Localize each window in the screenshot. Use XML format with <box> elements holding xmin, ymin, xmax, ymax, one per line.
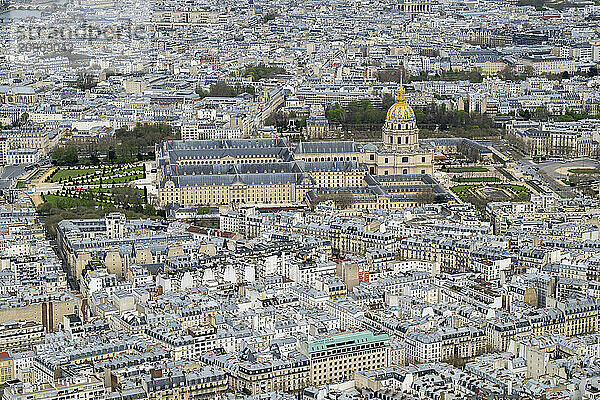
<box><xmin>369</xmin><ymin>154</ymin><xmax>374</xmax><ymax>161</ymax></box>
<box><xmin>384</xmin><ymin>158</ymin><xmax>388</xmax><ymax>163</ymax></box>
<box><xmin>402</xmin><ymin>157</ymin><xmax>408</xmax><ymax>163</ymax></box>
<box><xmin>422</xmin><ymin>157</ymin><xmax>426</xmax><ymax>162</ymax></box>
<box><xmin>403</xmin><ymin>169</ymin><xmax>408</xmax><ymax>174</ymax></box>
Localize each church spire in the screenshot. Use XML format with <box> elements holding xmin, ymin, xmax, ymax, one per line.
<box><xmin>396</xmin><ymin>71</ymin><xmax>406</xmax><ymax>103</ymax></box>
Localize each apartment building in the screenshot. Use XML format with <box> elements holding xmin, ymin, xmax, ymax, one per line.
<box><xmin>57</xmin><ymin>214</ymin><xmax>190</xmax><ymax>280</ymax></box>
<box><xmin>0</xmin><ymin>123</ymin><xmax>51</xmax><ymax>153</ymax></box>
<box><xmin>2</xmin><ymin>376</ymin><xmax>105</xmax><ymax>400</ymax></box>
<box><xmin>0</xmin><ymin>321</ymin><xmax>44</xmax><ymax>352</ymax></box>
<box><xmin>181</xmin><ymin>123</ymin><xmax>242</xmax><ymax>140</ymax></box>
<box><xmin>487</xmin><ymin>297</ymin><xmax>600</xmax><ymax>351</ymax></box>
<box><xmin>405</xmin><ymin>327</ymin><xmax>487</xmax><ymax>363</ymax></box>
<box><xmin>145</xmin><ymin>325</ymin><xmax>219</xmax><ymax>361</ymax></box>
<box><xmin>510</xmin><ymin>126</ymin><xmax>599</xmax><ymax>158</ymax></box>
<box><xmin>519</xmin><ymin>56</ymin><xmax>576</xmax><ymax>75</ymax></box>
<box><xmin>300</xmin><ymin>330</ymin><xmax>391</xmax><ymax>385</ymax></box>
<box><xmin>0</xmin><ymin>352</ymin><xmax>13</xmax><ymax>384</ymax></box>
<box><xmin>142</xmin><ymin>367</ymin><xmax>228</xmax><ymax>400</ymax></box>
<box><xmin>201</xmin><ymin>350</ymin><xmax>310</xmax><ymax>394</ymax></box>
<box><xmin>0</xmin><ymin>292</ymin><xmax>79</xmax><ymax>333</ymax></box>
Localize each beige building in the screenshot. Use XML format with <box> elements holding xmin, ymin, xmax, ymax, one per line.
<box><xmin>123</xmin><ymin>80</ymin><xmax>146</xmax><ymax>94</ymax></box>
<box><xmin>406</xmin><ymin>327</ymin><xmax>487</xmax><ymax>364</ymax></box>
<box><xmin>0</xmin><ymin>293</ymin><xmax>79</xmax><ymax>333</ymax></box>
<box><xmin>0</xmin><ymin>352</ymin><xmax>13</xmax><ymax>384</ymax></box>
<box><xmin>487</xmin><ymin>297</ymin><xmax>600</xmax><ymax>351</ymax></box>
<box><xmin>509</xmin><ymin>125</ymin><xmax>599</xmax><ymax>158</ymax></box>
<box><xmin>226</xmin><ymin>356</ymin><xmax>309</xmax><ymax>394</ymax></box>
<box><xmin>156</xmin><ymin>83</ymin><xmax>437</xmax><ymax>209</ymax></box>
<box><xmin>2</xmin><ymin>376</ymin><xmax>105</xmax><ymax>400</ymax></box>
<box><xmin>142</xmin><ymin>367</ymin><xmax>228</xmax><ymax>400</ymax></box>
<box><xmin>201</xmin><ymin>350</ymin><xmax>310</xmax><ymax>395</ymax></box>
<box><xmin>294</xmin><ymin>85</ymin><xmax>433</xmax><ymax>176</ymax></box>
<box><xmin>396</xmin><ymin>0</ymin><xmax>431</xmax><ymax>15</ymax></box>
<box><xmin>519</xmin><ymin>56</ymin><xmax>576</xmax><ymax>75</ymax></box>
<box><xmin>0</xmin><ymin>86</ymin><xmax>37</xmax><ymax>104</ymax></box>
<box><xmin>474</xmin><ymin>60</ymin><xmax>508</xmax><ymax>75</ymax></box>
<box><xmin>0</xmin><ymin>123</ymin><xmax>51</xmax><ymax>158</ymax></box>
<box><xmin>0</xmin><ymin>320</ymin><xmax>45</xmax><ymax>352</ymax></box>
<box><xmin>300</xmin><ymin>330</ymin><xmax>391</xmax><ymax>386</ymax></box>
<box><xmin>305</xmin><ymin>105</ymin><xmax>329</xmax><ymax>139</ymax></box>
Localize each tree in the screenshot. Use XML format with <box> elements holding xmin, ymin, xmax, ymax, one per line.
<box><xmin>415</xmin><ymin>189</ymin><xmax>436</xmax><ymax>205</ymax></box>
<box><xmin>195</xmin><ymin>85</ymin><xmax>209</xmax><ymax>98</ymax></box>
<box><xmin>143</xmin><ymin>203</ymin><xmax>156</xmax><ymax>216</ymax></box>
<box><xmin>498</xmin><ymin>66</ymin><xmax>525</xmax><ymax>82</ymax></box>
<box><xmin>51</xmin><ymin>146</ymin><xmax>78</xmax><ymax>165</ymax></box>
<box><xmin>64</xmin><ymin>147</ymin><xmax>78</xmax><ymax>165</ymax></box>
<box><xmin>518</xmin><ymin>109</ymin><xmax>532</xmax><ymax>120</ymax></box>
<box><xmin>73</xmin><ymin>72</ymin><xmax>97</xmax><ymax>91</ymax></box>
<box><xmin>533</xmin><ymin>107</ymin><xmax>549</xmax><ymax>121</ymax></box>
<box><xmin>326</xmin><ymin>104</ymin><xmax>344</xmax><ymax>122</ymax></box>
<box><xmin>208</xmin><ymin>83</ymin><xmax>238</xmax><ymax>97</ymax></box>
<box><xmin>244</xmin><ymin>85</ymin><xmax>256</xmax><ymax>97</ymax></box>
<box><xmin>261</xmin><ymin>12</ymin><xmax>277</xmax><ymax>23</ymax></box>
<box><xmin>108</xmin><ymin>148</ymin><xmax>116</xmax><ymax>163</ymax></box>
<box><xmin>377</xmin><ymin>69</ymin><xmax>402</xmax><ymax>83</ymax></box>
<box><xmin>113</xmin><ymin>123</ymin><xmax>176</xmax><ymax>163</ymax></box>
<box><xmin>297</xmin><ymin>116</ymin><xmax>308</xmax><ymax>128</ymax></box>
<box><xmin>523</xmin><ymin>66</ymin><xmax>535</xmax><ymax>77</ymax></box>
<box><xmin>315</xmin><ymin>192</ymin><xmax>355</xmax><ymax>209</ymax></box>
<box><xmin>203</xmin><ymin>83</ymin><xmax>256</xmax><ymax>98</ymax></box>
<box><xmin>243</xmin><ymin>65</ymin><xmax>287</xmax><ymax>81</ymax></box>
<box><xmin>197</xmin><ymin>206</ymin><xmax>210</xmax><ymax>215</ymax></box>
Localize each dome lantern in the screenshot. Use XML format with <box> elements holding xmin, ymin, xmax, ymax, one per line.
<box><xmin>386</xmin><ymin>79</ymin><xmax>415</xmax><ymax>123</ymax></box>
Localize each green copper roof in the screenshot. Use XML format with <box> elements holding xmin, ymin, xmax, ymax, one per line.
<box><xmin>306</xmin><ymin>331</ymin><xmax>390</xmax><ymax>354</ymax></box>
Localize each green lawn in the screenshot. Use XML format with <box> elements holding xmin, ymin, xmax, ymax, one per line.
<box><xmin>490</xmin><ymin>184</ymin><xmax>531</xmax><ymax>200</ymax></box>
<box><xmin>48</xmin><ymin>168</ymin><xmax>100</xmax><ymax>182</ymax></box>
<box><xmin>451</xmin><ymin>177</ymin><xmax>500</xmax><ymax>183</ymax></box>
<box><xmin>568</xmin><ymin>168</ymin><xmax>599</xmax><ymax>174</ymax></box>
<box><xmin>86</xmin><ymin>174</ymin><xmax>144</xmax><ymax>185</ymax></box>
<box><xmin>88</xmin><ymin>187</ymin><xmax>144</xmax><ymax>194</ymax></box>
<box><xmin>450</xmin><ymin>185</ymin><xmax>471</xmax><ymax>194</ymax></box>
<box><xmin>451</xmin><ymin>183</ymin><xmax>531</xmax><ymax>202</ymax></box>
<box><xmin>491</xmin><ymin>184</ymin><xmax>530</xmax><ymax>193</ymax></box>
<box><xmin>44</xmin><ymin>186</ymin><xmax>146</xmax><ymax>210</ymax></box>
<box><xmin>43</xmin><ymin>194</ymin><xmax>96</xmax><ymax>207</ymax></box>
<box><xmin>47</xmin><ymin>166</ymin><xmax>144</xmax><ymax>183</ymax></box>
<box><xmin>450</xmin><ymin>185</ymin><xmax>472</xmax><ymax>201</ymax></box>
<box><xmin>442</xmin><ymin>167</ymin><xmax>489</xmax><ymax>173</ymax></box>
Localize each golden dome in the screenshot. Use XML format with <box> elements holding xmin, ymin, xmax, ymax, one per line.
<box><xmin>386</xmin><ymin>83</ymin><xmax>415</xmax><ymax>122</ymax></box>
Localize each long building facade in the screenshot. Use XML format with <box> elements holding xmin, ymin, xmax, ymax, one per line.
<box><xmin>156</xmin><ymin>84</ymin><xmax>438</xmax><ymax>209</ymax></box>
